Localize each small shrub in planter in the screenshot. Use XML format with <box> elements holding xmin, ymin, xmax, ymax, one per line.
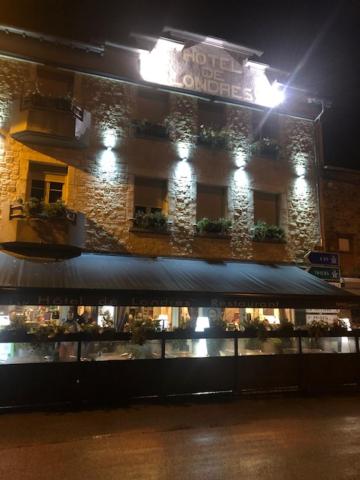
<box><xmin>252</xmin><ymin>221</ymin><xmax>285</xmax><ymax>242</ymax></box>
<box><xmin>133</xmin><ymin>119</ymin><xmax>168</xmax><ymax>139</ymax></box>
<box><xmin>251</xmin><ymin>137</ymin><xmax>280</xmax><ymax>159</ymax></box>
<box><xmin>197</xmin><ymin>124</ymin><xmax>229</xmax><ymax>149</ymax></box>
<box><xmin>196</xmin><ymin>217</ymin><xmax>232</xmax><ymax>235</ymax></box>
<box><xmin>133</xmin><ymin>210</ymin><xmax>168</xmax><ymax>232</ymax></box>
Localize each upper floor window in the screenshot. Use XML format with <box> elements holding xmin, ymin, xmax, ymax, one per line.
<box><xmin>28</xmin><ymin>162</ymin><xmax>68</xmax><ymax>203</ymax></box>
<box><xmin>36</xmin><ymin>66</ymin><xmax>74</xmax><ymax>98</ymax></box>
<box><xmin>197</xmin><ymin>184</ymin><xmax>227</xmax><ymax>220</ymax></box>
<box><xmin>252</xmin><ymin>111</ymin><xmax>279</xmax><ymax>141</ymax></box>
<box><xmin>198</xmin><ymin>100</ymin><xmax>226</xmax><ymax>128</ymax></box>
<box><xmin>338</xmin><ymin>236</ymin><xmax>352</xmax><ymax>253</ymax></box>
<box><xmin>136</xmin><ymin>88</ymin><xmax>169</xmax><ymax>124</ymax></box>
<box><xmin>253</xmin><ymin>191</ymin><xmax>279</xmax><ymax>226</ymax></box>
<box><xmin>134</xmin><ymin>177</ymin><xmax>167</xmax><ymax>216</ymax></box>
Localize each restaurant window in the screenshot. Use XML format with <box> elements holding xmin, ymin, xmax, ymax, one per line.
<box><xmin>253</xmin><ymin>191</ymin><xmax>279</xmax><ymax>225</ymax></box>
<box><xmin>252</xmin><ymin>111</ymin><xmax>279</xmax><ymax>141</ymax></box>
<box><xmin>197</xmin><ymin>184</ymin><xmax>227</xmax><ymax>220</ymax></box>
<box><xmin>338</xmin><ymin>236</ymin><xmax>352</xmax><ymax>253</ymax></box>
<box><xmin>36</xmin><ymin>66</ymin><xmax>74</xmax><ymax>97</ymax></box>
<box><xmin>134</xmin><ymin>177</ymin><xmax>167</xmax><ymax>216</ymax></box>
<box><xmin>136</xmin><ymin>87</ymin><xmax>169</xmax><ymax>124</ymax></box>
<box><xmin>28</xmin><ymin>162</ymin><xmax>68</xmax><ymax>203</ymax></box>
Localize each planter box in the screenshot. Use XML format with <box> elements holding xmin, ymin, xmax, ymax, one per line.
<box><xmin>10</xmin><ymin>97</ymin><xmax>91</xmax><ymax>148</ymax></box>
<box><xmin>0</xmin><ymin>202</ymin><xmax>85</xmax><ymax>258</ymax></box>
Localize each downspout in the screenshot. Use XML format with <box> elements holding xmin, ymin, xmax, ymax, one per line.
<box><xmin>313</xmin><ymin>99</ymin><xmax>327</xmax><ymax>250</ymax></box>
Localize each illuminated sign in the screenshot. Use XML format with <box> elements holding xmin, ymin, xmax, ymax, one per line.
<box><xmin>139</xmin><ymin>39</ymin><xmax>285</xmax><ymax>108</ymax></box>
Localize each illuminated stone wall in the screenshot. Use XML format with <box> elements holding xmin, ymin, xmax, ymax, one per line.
<box><xmin>0</xmin><ymin>56</ymin><xmax>321</xmax><ymax>262</ymax></box>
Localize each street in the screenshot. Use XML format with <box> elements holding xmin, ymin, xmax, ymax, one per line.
<box><xmin>0</xmin><ymin>394</ymin><xmax>360</xmax><ymax>479</ymax></box>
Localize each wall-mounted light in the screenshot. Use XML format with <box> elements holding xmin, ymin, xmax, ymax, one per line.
<box><xmin>103</xmin><ymin>128</ymin><xmax>117</xmax><ymax>150</ymax></box>
<box><xmin>295</xmin><ymin>164</ymin><xmax>306</xmax><ymax>177</ymax></box>
<box><xmin>234</xmin><ymin>150</ymin><xmax>247</xmax><ymax>169</ymax></box>
<box><xmin>176</xmin><ymin>141</ymin><xmax>192</xmax><ymax>161</ymax></box>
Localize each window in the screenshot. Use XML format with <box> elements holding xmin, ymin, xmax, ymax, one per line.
<box><xmin>197</xmin><ymin>184</ymin><xmax>227</xmax><ymax>220</ymax></box>
<box><xmin>36</xmin><ymin>66</ymin><xmax>74</xmax><ymax>97</ymax></box>
<box><xmin>136</xmin><ymin>88</ymin><xmax>169</xmax><ymax>124</ymax></box>
<box><xmin>198</xmin><ymin>100</ymin><xmax>226</xmax><ymax>128</ymax></box>
<box><xmin>134</xmin><ymin>177</ymin><xmax>167</xmax><ymax>215</ymax></box>
<box><xmin>254</xmin><ymin>191</ymin><xmax>279</xmax><ymax>225</ymax></box>
<box><xmin>28</xmin><ymin>162</ymin><xmax>67</xmax><ymax>203</ymax></box>
<box><xmin>252</xmin><ymin>111</ymin><xmax>279</xmax><ymax>140</ymax></box>
<box><xmin>338</xmin><ymin>237</ymin><xmax>352</xmax><ymax>253</ymax></box>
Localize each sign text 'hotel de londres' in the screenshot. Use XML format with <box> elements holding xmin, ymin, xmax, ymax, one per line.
<box><xmin>139</xmin><ymin>34</ymin><xmax>285</xmax><ymax>108</ymax></box>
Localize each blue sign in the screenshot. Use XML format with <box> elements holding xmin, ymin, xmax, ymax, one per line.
<box><xmin>307</xmin><ymin>266</ymin><xmax>341</xmax><ymax>282</ymax></box>
<box><xmin>305</xmin><ymin>251</ymin><xmax>339</xmax><ymax>266</ymax></box>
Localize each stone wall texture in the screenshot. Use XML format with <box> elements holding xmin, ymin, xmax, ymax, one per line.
<box><xmin>0</xmin><ymin>56</ymin><xmax>322</xmax><ymax>263</ymax></box>
<box><xmin>322</xmin><ymin>171</ymin><xmax>360</xmax><ymax>277</ymax></box>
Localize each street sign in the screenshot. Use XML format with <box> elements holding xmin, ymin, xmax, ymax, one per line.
<box><xmin>305</xmin><ymin>251</ymin><xmax>339</xmax><ymax>266</ymax></box>
<box><xmin>307</xmin><ymin>266</ymin><xmax>341</xmax><ymax>282</ymax></box>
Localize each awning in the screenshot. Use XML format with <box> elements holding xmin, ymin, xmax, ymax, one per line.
<box><xmin>0</xmin><ymin>252</ymin><xmax>358</xmax><ymax>308</ymax></box>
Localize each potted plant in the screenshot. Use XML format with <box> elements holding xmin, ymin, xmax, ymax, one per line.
<box><xmin>197</xmin><ymin>124</ymin><xmax>229</xmax><ymax>149</ymax></box>
<box><xmin>252</xmin><ymin>221</ymin><xmax>285</xmax><ymax>242</ymax></box>
<box><xmin>251</xmin><ymin>137</ymin><xmax>280</xmax><ymax>159</ymax></box>
<box><xmin>133</xmin><ymin>210</ymin><xmax>168</xmax><ymax>232</ymax></box>
<box><xmin>196</xmin><ymin>217</ymin><xmax>232</xmax><ymax>235</ymax></box>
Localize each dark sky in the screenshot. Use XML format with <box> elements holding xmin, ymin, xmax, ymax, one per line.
<box><xmin>1</xmin><ymin>0</ymin><xmax>359</xmax><ymax>169</ymax></box>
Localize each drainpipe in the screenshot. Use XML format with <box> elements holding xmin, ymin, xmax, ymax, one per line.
<box><xmin>312</xmin><ymin>99</ymin><xmax>327</xmax><ymax>250</ymax></box>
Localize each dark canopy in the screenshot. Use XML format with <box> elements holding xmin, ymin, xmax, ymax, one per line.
<box><xmin>0</xmin><ymin>252</ymin><xmax>357</xmax><ymax>308</ymax></box>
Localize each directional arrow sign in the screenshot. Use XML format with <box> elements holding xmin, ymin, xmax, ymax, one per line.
<box><xmin>307</xmin><ymin>266</ymin><xmax>341</xmax><ymax>282</ymax></box>
<box><xmin>305</xmin><ymin>251</ymin><xmax>339</xmax><ymax>266</ymax></box>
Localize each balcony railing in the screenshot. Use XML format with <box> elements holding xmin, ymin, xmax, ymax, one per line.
<box><xmin>0</xmin><ymin>201</ymin><xmax>85</xmax><ymax>259</ymax></box>
<box><xmin>10</xmin><ymin>95</ymin><xmax>91</xmax><ymax>148</ymax></box>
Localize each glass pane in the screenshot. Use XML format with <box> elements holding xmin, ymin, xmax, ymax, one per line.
<box><xmin>0</xmin><ymin>342</ymin><xmax>78</xmax><ymax>364</ymax></box>
<box><xmin>48</xmin><ymin>182</ymin><xmax>63</xmax><ymax>203</ymax></box>
<box><xmin>30</xmin><ymin>180</ymin><xmax>45</xmax><ymax>200</ymax></box>
<box><xmin>301</xmin><ymin>337</ymin><xmax>356</xmax><ymax>354</ymax></box>
<box><xmin>80</xmin><ymin>340</ymin><xmax>162</xmax><ymax>361</ymax></box>
<box><xmin>238</xmin><ymin>337</ymin><xmax>299</xmax><ymax>355</ymax></box>
<box><xmin>165</xmin><ymin>338</ymin><xmax>234</xmax><ymax>358</ymax></box>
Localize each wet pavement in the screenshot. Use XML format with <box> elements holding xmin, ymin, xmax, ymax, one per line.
<box><xmin>0</xmin><ymin>394</ymin><xmax>360</xmax><ymax>479</ymax></box>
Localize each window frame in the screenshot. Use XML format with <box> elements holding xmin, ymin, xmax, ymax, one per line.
<box><xmin>196</xmin><ymin>183</ymin><xmax>228</xmax><ymax>221</ymax></box>
<box><xmin>253</xmin><ymin>190</ymin><xmax>280</xmax><ymax>226</ymax></box>
<box><xmin>27</xmin><ymin>162</ymin><xmax>68</xmax><ymax>204</ymax></box>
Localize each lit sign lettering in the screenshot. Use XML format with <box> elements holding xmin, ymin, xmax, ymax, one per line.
<box><xmin>139</xmin><ymin>39</ymin><xmax>285</xmax><ymax>108</ymax></box>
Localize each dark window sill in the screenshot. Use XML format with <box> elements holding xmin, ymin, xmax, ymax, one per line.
<box><xmin>252</xmin><ymin>238</ymin><xmax>286</xmax><ymax>244</ymax></box>
<box><xmin>130</xmin><ymin>227</ymin><xmax>170</xmax><ymax>236</ymax></box>
<box><xmin>195</xmin><ymin>232</ymin><xmax>231</xmax><ymax>239</ymax></box>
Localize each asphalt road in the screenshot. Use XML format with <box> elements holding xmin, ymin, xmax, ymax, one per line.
<box><xmin>0</xmin><ymin>394</ymin><xmax>360</xmax><ymax>480</ymax></box>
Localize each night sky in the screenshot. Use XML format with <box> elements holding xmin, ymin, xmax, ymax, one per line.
<box><xmin>0</xmin><ymin>0</ymin><xmax>359</xmax><ymax>169</ymax></box>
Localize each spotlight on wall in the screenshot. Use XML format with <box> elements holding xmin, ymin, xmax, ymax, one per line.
<box><xmin>295</xmin><ymin>164</ymin><xmax>306</xmax><ymax>177</ymax></box>
<box><xmin>103</xmin><ymin>129</ymin><xmax>117</xmax><ymax>150</ymax></box>
<box><xmin>234</xmin><ymin>150</ymin><xmax>246</xmax><ymax>169</ymax></box>
<box><xmin>177</xmin><ymin>141</ymin><xmax>192</xmax><ymax>161</ymax></box>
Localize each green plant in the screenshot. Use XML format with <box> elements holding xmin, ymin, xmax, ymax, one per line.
<box><xmin>43</xmin><ymin>200</ymin><xmax>67</xmax><ymax>219</ymax></box>
<box><xmin>196</xmin><ymin>217</ymin><xmax>232</xmax><ymax>234</ymax></box>
<box><xmin>307</xmin><ymin>319</ymin><xmax>330</xmax><ymax>338</ymax></box>
<box><xmin>252</xmin><ymin>221</ymin><xmax>285</xmax><ymax>242</ymax></box>
<box><xmin>276</xmin><ymin>318</ymin><xmax>295</xmax><ymax>334</ymax></box>
<box><xmin>127</xmin><ymin>314</ymin><xmax>160</xmax><ymax>345</ymax></box>
<box><xmin>251</xmin><ymin>137</ymin><xmax>280</xmax><ymax>158</ymax></box>
<box><xmin>198</xmin><ymin>124</ymin><xmax>229</xmax><ymax>148</ymax></box>
<box><xmin>133</xmin><ymin>210</ymin><xmax>168</xmax><ymax>231</ymax></box>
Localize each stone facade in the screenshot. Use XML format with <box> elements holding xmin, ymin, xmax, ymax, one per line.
<box><xmin>0</xmin><ymin>47</ymin><xmax>322</xmax><ymax>264</ymax></box>
<box><xmin>322</xmin><ymin>169</ymin><xmax>360</xmax><ymax>277</ymax></box>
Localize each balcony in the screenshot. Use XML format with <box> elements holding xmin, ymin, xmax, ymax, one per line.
<box><xmin>10</xmin><ymin>94</ymin><xmax>91</xmax><ymax>148</ymax></box>
<box><xmin>0</xmin><ymin>201</ymin><xmax>85</xmax><ymax>259</ymax></box>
